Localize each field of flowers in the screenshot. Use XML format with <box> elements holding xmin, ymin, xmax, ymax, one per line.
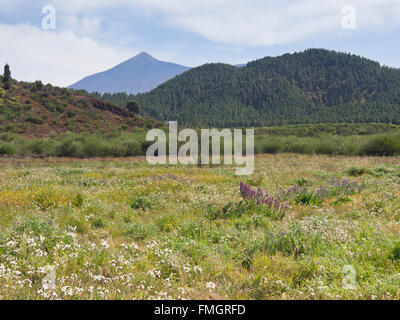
<box><xmin>0</xmin><ymin>154</ymin><xmax>400</xmax><ymax>300</ymax></box>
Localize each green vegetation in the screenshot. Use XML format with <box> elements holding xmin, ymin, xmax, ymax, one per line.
<box><xmin>0</xmin><ymin>131</ymin><xmax>148</xmax><ymax>157</ymax></box>
<box><xmin>126</xmin><ymin>100</ymin><xmax>140</xmax><ymax>114</ymax></box>
<box><xmin>0</xmin><ymin>154</ymin><xmax>399</xmax><ymax>299</ymax></box>
<box><xmin>2</xmin><ymin>64</ymin><xmax>11</xmax><ymax>90</ymax></box>
<box><xmin>0</xmin><ymin>76</ymin><xmax>157</xmax><ymax>137</ymax></box>
<box><xmin>254</xmin><ymin>132</ymin><xmax>400</xmax><ymax>157</ymax></box>
<box><xmin>0</xmin><ymin>124</ymin><xmax>399</xmax><ymax>158</ymax></box>
<box><xmin>97</xmin><ymin>49</ymin><xmax>400</xmax><ymax>127</ymax></box>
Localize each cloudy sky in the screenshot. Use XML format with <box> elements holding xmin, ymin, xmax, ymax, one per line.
<box><xmin>1</xmin><ymin>0</ymin><xmax>400</xmax><ymax>87</ymax></box>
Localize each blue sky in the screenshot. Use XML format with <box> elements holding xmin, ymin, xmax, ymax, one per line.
<box><xmin>1</xmin><ymin>0</ymin><xmax>400</xmax><ymax>86</ymax></box>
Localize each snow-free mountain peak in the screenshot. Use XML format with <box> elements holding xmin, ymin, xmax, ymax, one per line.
<box><xmin>69</xmin><ymin>52</ymin><xmax>190</xmax><ymax>95</ymax></box>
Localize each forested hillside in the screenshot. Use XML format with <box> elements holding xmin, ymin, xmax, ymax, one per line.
<box><xmin>97</xmin><ymin>49</ymin><xmax>400</xmax><ymax>127</ymax></box>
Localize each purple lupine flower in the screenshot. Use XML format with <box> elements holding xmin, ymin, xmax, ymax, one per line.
<box><xmin>239</xmin><ymin>182</ymin><xmax>288</xmax><ymax>212</ymax></box>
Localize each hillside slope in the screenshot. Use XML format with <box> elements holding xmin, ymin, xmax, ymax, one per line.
<box><xmin>69</xmin><ymin>52</ymin><xmax>190</xmax><ymax>95</ymax></box>
<box><xmin>101</xmin><ymin>49</ymin><xmax>400</xmax><ymax>127</ymax></box>
<box><xmin>0</xmin><ymin>78</ymin><xmax>157</xmax><ymax>137</ymax></box>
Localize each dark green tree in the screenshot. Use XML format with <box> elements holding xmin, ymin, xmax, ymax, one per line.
<box><xmin>126</xmin><ymin>100</ymin><xmax>140</xmax><ymax>114</ymax></box>
<box><xmin>3</xmin><ymin>63</ymin><xmax>11</xmax><ymax>89</ymax></box>
<box><xmin>34</xmin><ymin>80</ymin><xmax>43</xmax><ymax>90</ymax></box>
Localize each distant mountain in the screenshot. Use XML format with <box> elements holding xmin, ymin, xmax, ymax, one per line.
<box><xmin>69</xmin><ymin>52</ymin><xmax>190</xmax><ymax>95</ymax></box>
<box><xmin>98</xmin><ymin>49</ymin><xmax>400</xmax><ymax>127</ymax></box>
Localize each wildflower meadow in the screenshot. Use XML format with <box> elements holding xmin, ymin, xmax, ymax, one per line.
<box><xmin>0</xmin><ymin>154</ymin><xmax>400</xmax><ymax>300</ymax></box>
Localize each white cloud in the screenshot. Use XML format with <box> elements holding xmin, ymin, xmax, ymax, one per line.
<box><xmin>133</xmin><ymin>0</ymin><xmax>400</xmax><ymax>46</ymax></box>
<box><xmin>3</xmin><ymin>0</ymin><xmax>400</xmax><ymax>47</ymax></box>
<box><xmin>47</xmin><ymin>0</ymin><xmax>400</xmax><ymax>45</ymax></box>
<box><xmin>62</xmin><ymin>15</ymin><xmax>101</xmax><ymax>36</ymax></box>
<box><xmin>0</xmin><ymin>23</ymin><xmax>132</xmax><ymax>87</ymax></box>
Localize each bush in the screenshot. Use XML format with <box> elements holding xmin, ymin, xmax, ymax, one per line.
<box><xmin>390</xmin><ymin>242</ymin><xmax>400</xmax><ymax>261</ymax></box>
<box><xmin>295</xmin><ymin>193</ymin><xmax>323</xmax><ymax>206</ymax></box>
<box><xmin>26</xmin><ymin>115</ymin><xmax>44</xmax><ymax>124</ymax></box>
<box><xmin>107</xmin><ymin>144</ymin><xmax>127</xmax><ymax>157</ymax></box>
<box><xmin>0</xmin><ymin>143</ymin><xmax>16</xmax><ymax>155</ymax></box>
<box><xmin>56</xmin><ymin>139</ymin><xmax>82</xmax><ymax>157</ymax></box>
<box><xmin>284</xmin><ymin>141</ymin><xmax>313</xmax><ymax>154</ymax></box>
<box><xmin>72</xmin><ymin>193</ymin><xmax>84</xmax><ymax>208</ymax></box>
<box><xmin>130</xmin><ymin>197</ymin><xmax>153</xmax><ymax>210</ymax></box>
<box><xmin>82</xmin><ymin>138</ymin><xmax>108</xmax><ymax>157</ymax></box>
<box><xmin>91</xmin><ymin>218</ymin><xmax>105</xmax><ymax>229</ymax></box>
<box><xmin>262</xmin><ymin>141</ymin><xmax>282</xmax><ymax>154</ymax></box>
<box><xmin>295</xmin><ymin>178</ymin><xmax>309</xmax><ymax>187</ymax></box>
<box><xmin>26</xmin><ymin>139</ymin><xmax>54</xmax><ymax>156</ymax></box>
<box><xmin>346</xmin><ymin>167</ymin><xmax>367</xmax><ymax>177</ymax></box>
<box><xmin>122</xmin><ymin>140</ymin><xmax>142</xmax><ymax>156</ymax></box>
<box><xmin>0</xmin><ymin>133</ymin><xmax>17</xmax><ymax>142</ymax></box>
<box><xmin>360</xmin><ymin>136</ymin><xmax>400</xmax><ymax>156</ymax></box>
<box><xmin>314</xmin><ymin>142</ymin><xmax>336</xmax><ymax>155</ymax></box>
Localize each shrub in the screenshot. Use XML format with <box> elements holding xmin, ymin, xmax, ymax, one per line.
<box><xmin>72</xmin><ymin>193</ymin><xmax>84</xmax><ymax>208</ymax></box>
<box><xmin>26</xmin><ymin>115</ymin><xmax>44</xmax><ymax>124</ymax></box>
<box><xmin>130</xmin><ymin>197</ymin><xmax>152</xmax><ymax>210</ymax></box>
<box><xmin>107</xmin><ymin>144</ymin><xmax>127</xmax><ymax>157</ymax></box>
<box><xmin>82</xmin><ymin>138</ymin><xmax>108</xmax><ymax>157</ymax></box>
<box><xmin>295</xmin><ymin>178</ymin><xmax>309</xmax><ymax>187</ymax></box>
<box><xmin>261</xmin><ymin>141</ymin><xmax>282</xmax><ymax>154</ymax></box>
<box><xmin>374</xmin><ymin>167</ymin><xmax>389</xmax><ymax>174</ymax></box>
<box><xmin>0</xmin><ymin>143</ymin><xmax>16</xmax><ymax>155</ymax></box>
<box><xmin>0</xmin><ymin>133</ymin><xmax>17</xmax><ymax>142</ymax></box>
<box><xmin>26</xmin><ymin>139</ymin><xmax>51</xmax><ymax>155</ymax></box>
<box><xmin>122</xmin><ymin>140</ymin><xmax>142</xmax><ymax>157</ymax></box>
<box><xmin>284</xmin><ymin>141</ymin><xmax>313</xmax><ymax>154</ymax></box>
<box><xmin>346</xmin><ymin>167</ymin><xmax>367</xmax><ymax>177</ymax></box>
<box><xmin>56</xmin><ymin>139</ymin><xmax>82</xmax><ymax>157</ymax></box>
<box><xmin>33</xmin><ymin>189</ymin><xmax>62</xmax><ymax>210</ymax></box>
<box><xmin>390</xmin><ymin>242</ymin><xmax>400</xmax><ymax>261</ymax></box>
<box><xmin>295</xmin><ymin>193</ymin><xmax>323</xmax><ymax>206</ymax></box>
<box><xmin>332</xmin><ymin>196</ymin><xmax>352</xmax><ymax>206</ymax></box>
<box><xmin>314</xmin><ymin>142</ymin><xmax>336</xmax><ymax>155</ymax></box>
<box><xmin>91</xmin><ymin>218</ymin><xmax>105</xmax><ymax>229</ymax></box>
<box><xmin>360</xmin><ymin>136</ymin><xmax>400</xmax><ymax>156</ymax></box>
<box><xmin>206</xmin><ymin>202</ymin><xmax>248</xmax><ymax>220</ymax></box>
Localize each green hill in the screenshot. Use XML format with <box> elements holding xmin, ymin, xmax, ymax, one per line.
<box><xmin>99</xmin><ymin>49</ymin><xmax>400</xmax><ymax>127</ymax></box>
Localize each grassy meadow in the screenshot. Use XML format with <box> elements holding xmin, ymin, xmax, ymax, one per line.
<box><xmin>0</xmin><ymin>154</ymin><xmax>400</xmax><ymax>300</ymax></box>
